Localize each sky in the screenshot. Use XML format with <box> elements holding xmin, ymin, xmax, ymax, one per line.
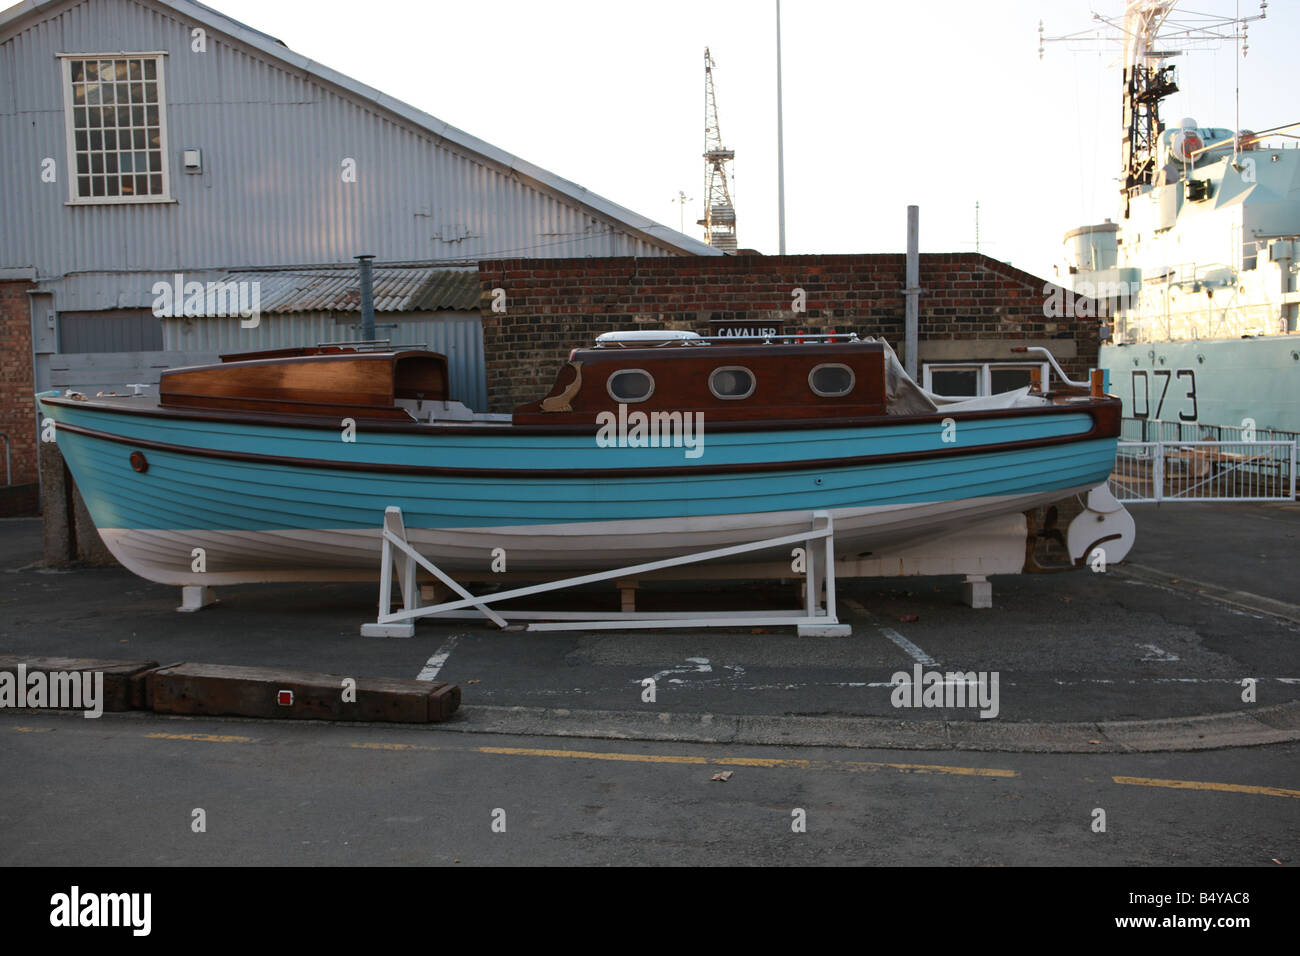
<box><xmin>210</xmin><ymin>0</ymin><xmax>1297</xmax><ymax>280</ymax></box>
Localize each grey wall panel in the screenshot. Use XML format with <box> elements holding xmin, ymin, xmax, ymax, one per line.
<box><xmin>1</xmin><ymin>0</ymin><xmax>688</xmax><ymax>281</ymax></box>
<box><xmin>161</xmin><ymin>310</ymin><xmax>488</xmax><ymax>410</ymax></box>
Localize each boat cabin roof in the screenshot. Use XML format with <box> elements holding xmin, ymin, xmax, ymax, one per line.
<box><xmin>513</xmin><ymin>338</ymin><xmax>887</xmax><ymax>424</ymax></box>
<box><xmin>159</xmin><ymin>347</ymin><xmax>448</xmax><ymax>421</ymax></box>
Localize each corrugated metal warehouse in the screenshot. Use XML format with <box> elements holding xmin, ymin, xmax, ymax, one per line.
<box><xmin>0</xmin><ymin>0</ymin><xmax>718</xmax><ymax>508</ymax></box>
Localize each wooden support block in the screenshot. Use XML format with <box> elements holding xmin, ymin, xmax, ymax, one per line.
<box><xmin>144</xmin><ymin>662</ymin><xmax>460</xmax><ymax>722</ymax></box>
<box><xmin>615</xmin><ymin>577</ymin><xmax>639</xmax><ymax>613</ymax></box>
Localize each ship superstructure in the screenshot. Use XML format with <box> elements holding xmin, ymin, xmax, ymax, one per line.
<box><xmin>1045</xmin><ymin>1</ymin><xmax>1300</xmax><ymax>432</ymax></box>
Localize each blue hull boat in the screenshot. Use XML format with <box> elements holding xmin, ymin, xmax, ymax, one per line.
<box><xmin>37</xmin><ymin>333</ymin><xmax>1122</xmax><ymax>586</ymax></box>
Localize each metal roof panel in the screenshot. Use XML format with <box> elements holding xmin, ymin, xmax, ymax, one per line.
<box><xmin>218</xmin><ymin>266</ymin><xmax>480</xmax><ymax>313</ymax></box>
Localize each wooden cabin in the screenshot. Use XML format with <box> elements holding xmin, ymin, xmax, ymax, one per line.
<box><xmin>513</xmin><ymin>333</ymin><xmax>888</xmax><ymax>425</ymax></box>
<box><xmin>159</xmin><ymin>347</ymin><xmax>448</xmax><ymax>421</ymax></box>
<box><xmin>151</xmin><ymin>331</ymin><xmax>1099</xmax><ymax>429</ymax></box>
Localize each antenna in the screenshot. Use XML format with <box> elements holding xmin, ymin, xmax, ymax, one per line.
<box><xmin>697</xmin><ymin>48</ymin><xmax>737</xmax><ymax>252</ymax></box>
<box><xmin>975</xmin><ymin>201</ymin><xmax>980</xmax><ymax>255</ymax></box>
<box><xmin>1039</xmin><ymin>2</ymin><xmax>1268</xmax><ymax>203</ymax></box>
<box><xmin>671</xmin><ymin>190</ymin><xmax>694</xmax><ymax>233</ymax></box>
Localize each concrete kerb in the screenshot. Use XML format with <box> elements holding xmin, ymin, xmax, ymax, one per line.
<box><xmin>19</xmin><ymin>698</ymin><xmax>1287</xmax><ymax>755</ymax></box>
<box><xmin>4</xmin><ymin>656</ymin><xmax>1297</xmax><ymax>753</ymax></box>
<box><xmin>426</xmin><ymin>700</ymin><xmax>1300</xmax><ymax>753</ymax></box>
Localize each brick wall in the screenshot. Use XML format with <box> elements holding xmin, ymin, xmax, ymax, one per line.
<box><xmin>0</xmin><ymin>279</ymin><xmax>37</xmax><ymax>487</ymax></box>
<box><xmin>478</xmin><ymin>253</ymin><xmax>1098</xmax><ymax>412</ymax></box>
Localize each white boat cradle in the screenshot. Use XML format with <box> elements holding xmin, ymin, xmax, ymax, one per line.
<box><xmin>357</xmin><ymin>488</ymin><xmax>1134</xmax><ymax>637</ymax></box>
<box><xmin>360</xmin><ymin>506</ymin><xmax>853</xmax><ymax>638</ymax></box>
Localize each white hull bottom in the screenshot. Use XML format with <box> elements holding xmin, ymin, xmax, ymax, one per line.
<box><xmin>96</xmin><ymin>486</ymin><xmax>1095</xmax><ymax>587</ymax></box>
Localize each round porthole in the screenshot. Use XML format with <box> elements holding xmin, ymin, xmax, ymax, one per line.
<box><xmin>808</xmin><ymin>363</ymin><xmax>855</xmax><ymax>397</ymax></box>
<box><xmin>606</xmin><ymin>369</ymin><xmax>654</xmax><ymax>403</ymax></box>
<box><xmin>129</xmin><ymin>451</ymin><xmax>148</xmax><ymax>473</ymax></box>
<box><xmin>709</xmin><ymin>366</ymin><xmax>756</xmax><ymax>400</ymax></box>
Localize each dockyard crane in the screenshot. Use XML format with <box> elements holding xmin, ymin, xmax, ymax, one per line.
<box><xmin>698</xmin><ymin>48</ymin><xmax>738</xmax><ymax>252</ymax></box>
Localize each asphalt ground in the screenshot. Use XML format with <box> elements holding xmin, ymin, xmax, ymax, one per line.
<box><xmin>1</xmin><ymin>503</ymin><xmax>1298</xmax><ymax>732</ymax></box>
<box><xmin>1</xmin><ymin>711</ymin><xmax>1297</xmax><ymax>867</ymax></box>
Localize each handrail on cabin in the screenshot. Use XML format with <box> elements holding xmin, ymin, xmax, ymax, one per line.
<box><xmin>1010</xmin><ymin>346</ymin><xmax>1089</xmax><ymax>389</ymax></box>
<box><xmin>699</xmin><ymin>333</ymin><xmax>861</xmax><ymax>344</ymax></box>
<box><xmin>312</xmin><ymin>339</ymin><xmax>430</xmax><ymax>352</ymax></box>
<box><xmin>593</xmin><ymin>332</ymin><xmax>862</xmax><ymax>348</ymax></box>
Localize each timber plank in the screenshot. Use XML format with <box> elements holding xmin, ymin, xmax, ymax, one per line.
<box><xmin>144</xmin><ymin>662</ymin><xmax>460</xmax><ymax>723</ymax></box>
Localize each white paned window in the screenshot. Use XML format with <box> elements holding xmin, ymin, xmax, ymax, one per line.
<box><xmin>61</xmin><ymin>54</ymin><xmax>172</xmax><ymax>204</ymax></box>
<box><xmin>923</xmin><ymin>362</ymin><xmax>1050</xmax><ymax>397</ymax></box>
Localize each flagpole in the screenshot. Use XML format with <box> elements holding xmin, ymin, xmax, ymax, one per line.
<box><xmin>776</xmin><ymin>0</ymin><xmax>787</xmax><ymax>255</ymax></box>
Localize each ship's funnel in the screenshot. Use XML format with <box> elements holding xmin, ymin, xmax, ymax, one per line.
<box><xmin>1063</xmin><ymin>222</ymin><xmax>1119</xmax><ymax>273</ymax></box>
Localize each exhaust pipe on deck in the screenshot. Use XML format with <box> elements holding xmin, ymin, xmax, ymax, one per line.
<box><xmin>354</xmin><ymin>253</ymin><xmax>376</xmax><ymax>342</ymax></box>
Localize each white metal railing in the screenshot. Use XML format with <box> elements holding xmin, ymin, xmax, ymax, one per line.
<box><xmin>1110</xmin><ymin>441</ymin><xmax>1297</xmax><ymax>502</ymax></box>
<box><xmin>1122</xmin><ymin>417</ymin><xmax>1300</xmax><ymax>446</ymax></box>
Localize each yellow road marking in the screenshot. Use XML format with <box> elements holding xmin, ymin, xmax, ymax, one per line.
<box><xmin>351</xmin><ymin>741</ymin><xmax>1017</xmax><ymax>778</ymax></box>
<box><xmin>480</xmin><ymin>746</ymin><xmax>710</xmax><ymax>764</ymax></box>
<box><xmin>873</xmin><ymin>762</ymin><xmax>1018</xmax><ymax>778</ymax></box>
<box><xmin>712</xmin><ymin>756</ymin><xmax>811</xmax><ymax>769</ymax></box>
<box><xmin>145</xmin><ymin>732</ymin><xmax>254</xmax><ymax>744</ymax></box>
<box><xmin>1114</xmin><ymin>775</ymin><xmax>1300</xmax><ymax>799</ymax></box>
<box><xmin>12</xmin><ymin>725</ymin><xmax>1293</xmax><ymax>794</ymax></box>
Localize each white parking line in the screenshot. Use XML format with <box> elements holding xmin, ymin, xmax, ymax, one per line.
<box><xmin>417</xmin><ymin>634</ymin><xmax>463</xmax><ymax>681</ymax></box>
<box><xmin>841</xmin><ymin>597</ymin><xmax>939</xmax><ymax>667</ymax></box>
<box><xmin>648</xmin><ymin>657</ymin><xmax>712</xmax><ymax>683</ymax></box>
<box><xmin>879</xmin><ymin>628</ymin><xmax>939</xmax><ymax>667</ymax></box>
<box><xmin>503</xmin><ymin>675</ymin><xmax>1300</xmax><ymax>696</ymax></box>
